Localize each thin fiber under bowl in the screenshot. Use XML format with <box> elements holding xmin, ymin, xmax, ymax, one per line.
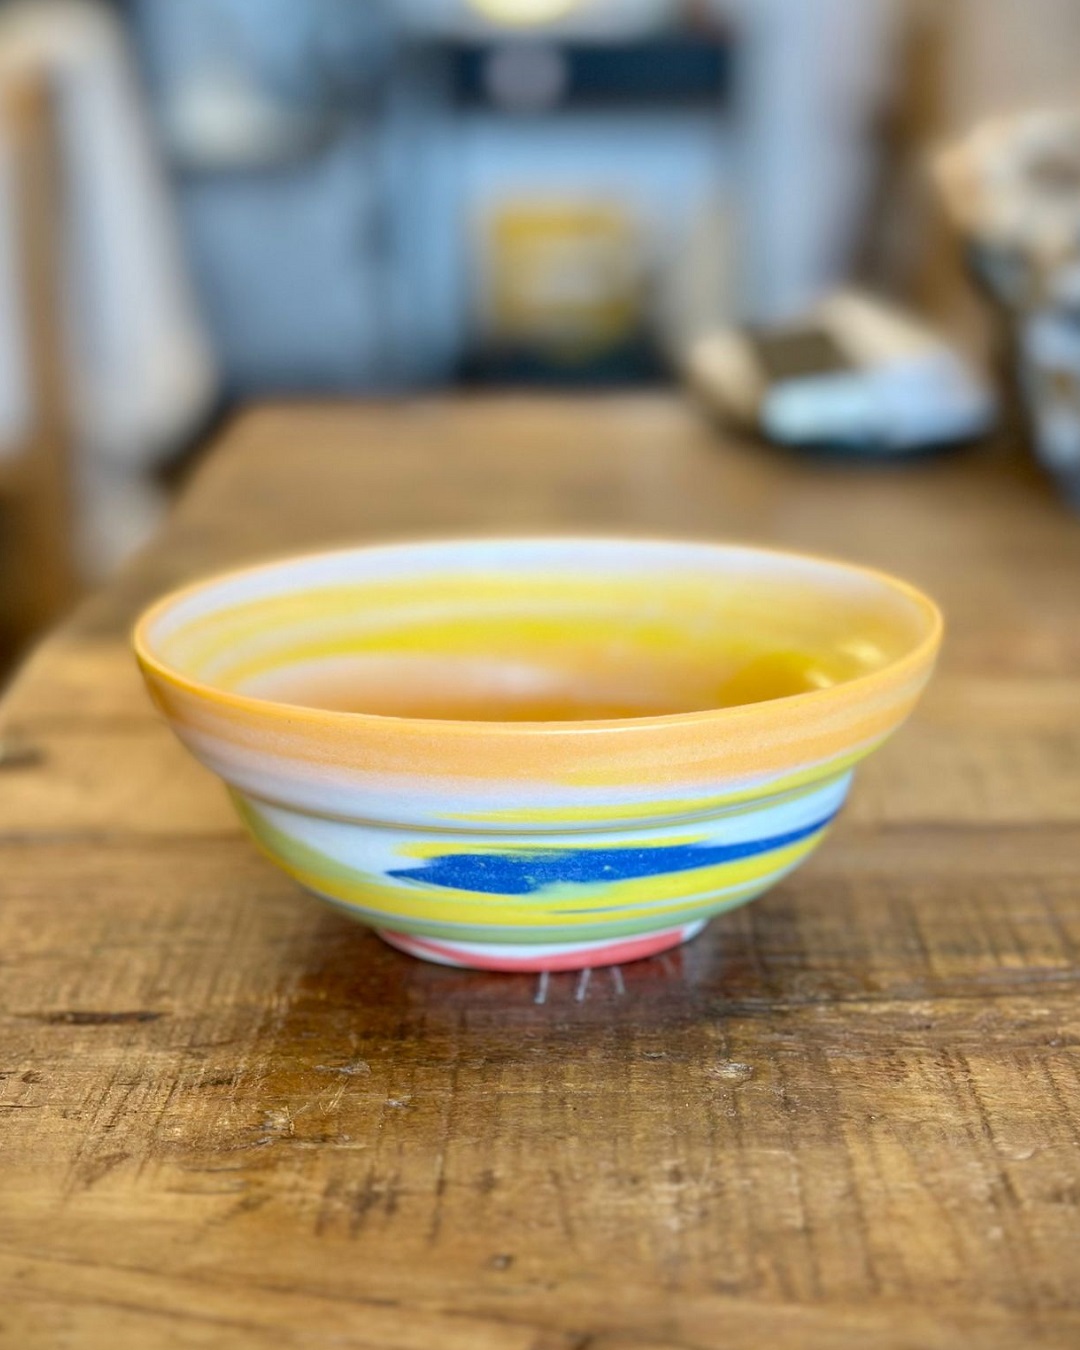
<box><xmin>134</xmin><ymin>538</ymin><xmax>942</xmax><ymax>971</ymax></box>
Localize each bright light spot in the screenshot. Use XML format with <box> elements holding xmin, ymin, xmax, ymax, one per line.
<box><xmin>468</xmin><ymin>0</ymin><xmax>583</xmax><ymax>26</ymax></box>
<box><xmin>839</xmin><ymin>638</ymin><xmax>885</xmax><ymax>669</ymax></box>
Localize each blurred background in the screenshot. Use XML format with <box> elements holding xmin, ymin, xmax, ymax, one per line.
<box><xmin>2</xmin><ymin>0</ymin><xmax>1079</xmax><ymax>666</ymax></box>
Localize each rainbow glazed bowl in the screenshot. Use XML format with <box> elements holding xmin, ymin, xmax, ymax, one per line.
<box><xmin>134</xmin><ymin>539</ymin><xmax>942</xmax><ymax>972</ymax></box>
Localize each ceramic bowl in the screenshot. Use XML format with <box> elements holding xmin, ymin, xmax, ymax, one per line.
<box><xmin>134</xmin><ymin>538</ymin><xmax>942</xmax><ymax>972</ymax></box>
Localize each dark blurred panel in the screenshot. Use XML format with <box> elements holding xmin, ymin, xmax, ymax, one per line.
<box><xmin>450</xmin><ymin>35</ymin><xmax>731</xmax><ymax>109</ymax></box>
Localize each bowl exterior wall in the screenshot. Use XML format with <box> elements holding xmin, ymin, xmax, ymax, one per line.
<box><xmin>230</xmin><ymin>768</ymin><xmax>853</xmax><ymax>956</ymax></box>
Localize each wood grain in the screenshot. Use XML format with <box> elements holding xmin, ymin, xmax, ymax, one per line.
<box><xmin>2</xmin><ymin>396</ymin><xmax>1079</xmax><ymax>1349</ymax></box>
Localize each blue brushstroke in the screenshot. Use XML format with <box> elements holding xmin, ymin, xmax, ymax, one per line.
<box><xmin>387</xmin><ymin>811</ymin><xmax>839</xmax><ymax>896</ymax></box>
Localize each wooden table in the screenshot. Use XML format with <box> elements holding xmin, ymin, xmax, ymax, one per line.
<box><xmin>2</xmin><ymin>397</ymin><xmax>1079</xmax><ymax>1349</ymax></box>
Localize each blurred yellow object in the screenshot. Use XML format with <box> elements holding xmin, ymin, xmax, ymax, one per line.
<box><xmin>467</xmin><ymin>0</ymin><xmax>582</xmax><ymax>25</ymax></box>
<box><xmin>487</xmin><ymin>200</ymin><xmax>641</xmax><ymax>356</ymax></box>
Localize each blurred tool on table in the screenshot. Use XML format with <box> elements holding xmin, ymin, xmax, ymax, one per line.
<box><xmin>686</xmin><ymin>289</ymin><xmax>996</xmax><ymax>456</ymax></box>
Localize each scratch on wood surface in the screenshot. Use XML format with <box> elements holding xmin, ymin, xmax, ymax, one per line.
<box><xmin>547</xmin><ymin>1165</ymin><xmax>579</xmax><ymax>1252</ymax></box>
<box><xmin>136</xmin><ymin>1065</ymin><xmax>187</xmax><ymax>1180</ymax></box>
<box><xmin>345</xmin><ymin>1171</ymin><xmax>404</xmax><ymax>1237</ymax></box>
<box><xmin>319</xmin><ymin>1080</ymin><xmax>349</xmax><ymax>1116</ymax></box>
<box><xmin>258</xmin><ymin>1104</ymin><xmax>309</xmax><ymax>1141</ymax></box>
<box><xmin>1037</xmin><ymin>1054</ymin><xmax>1080</xmax><ymax>1155</ymax></box>
<box><xmin>71</xmin><ymin>1150</ymin><xmax>131</xmax><ymax>1191</ymax></box>
<box><xmin>63</xmin><ymin>1048</ymin><xmax>157</xmax><ymax>1197</ymax></box>
<box><xmin>214</xmin><ymin>1190</ymin><xmax>273</xmax><ymax>1226</ymax></box>
<box><xmin>708</xmin><ymin>1062</ymin><xmax>755</xmax><ymax>1084</ymax></box>
<box><xmin>314</xmin><ymin>1059</ymin><xmax>371</xmax><ymax>1076</ymax></box>
<box><xmin>427</xmin><ymin>1031</ymin><xmax>463</xmax><ymax>1248</ymax></box>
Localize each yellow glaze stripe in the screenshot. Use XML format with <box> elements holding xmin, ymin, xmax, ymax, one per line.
<box><xmin>156</xmin><ymin>572</ymin><xmax>903</xmax><ymax>684</ymax></box>
<box><xmin>236</xmin><ymin>797</ymin><xmax>826</xmax><ymax>932</ymax></box>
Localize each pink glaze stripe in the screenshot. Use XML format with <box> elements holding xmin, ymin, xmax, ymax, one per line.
<box><xmin>378</xmin><ymin>926</ymin><xmax>698</xmax><ymax>972</ymax></box>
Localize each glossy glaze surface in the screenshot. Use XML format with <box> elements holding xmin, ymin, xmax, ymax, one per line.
<box><xmin>135</xmin><ymin>538</ymin><xmax>941</xmax><ymax>968</ymax></box>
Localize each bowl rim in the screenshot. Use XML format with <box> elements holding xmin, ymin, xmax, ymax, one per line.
<box><xmin>132</xmin><ymin>535</ymin><xmax>944</xmax><ymax>736</ymax></box>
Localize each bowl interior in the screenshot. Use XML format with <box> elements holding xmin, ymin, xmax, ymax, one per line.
<box><xmin>139</xmin><ymin>540</ymin><xmax>938</xmax><ymax>724</ymax></box>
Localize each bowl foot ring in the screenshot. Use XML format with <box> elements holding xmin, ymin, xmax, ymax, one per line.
<box><xmin>375</xmin><ymin>919</ymin><xmax>708</xmax><ymax>972</ymax></box>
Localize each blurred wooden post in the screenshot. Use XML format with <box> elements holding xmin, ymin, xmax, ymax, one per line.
<box><xmin>0</xmin><ymin>67</ymin><xmax>79</xmax><ymax>651</ymax></box>
<box><xmin>901</xmin><ymin>1</ymin><xmax>970</xmax><ymax>319</ymax></box>
<box><xmin>861</xmin><ymin>0</ymin><xmax>997</xmax><ymax>365</ymax></box>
